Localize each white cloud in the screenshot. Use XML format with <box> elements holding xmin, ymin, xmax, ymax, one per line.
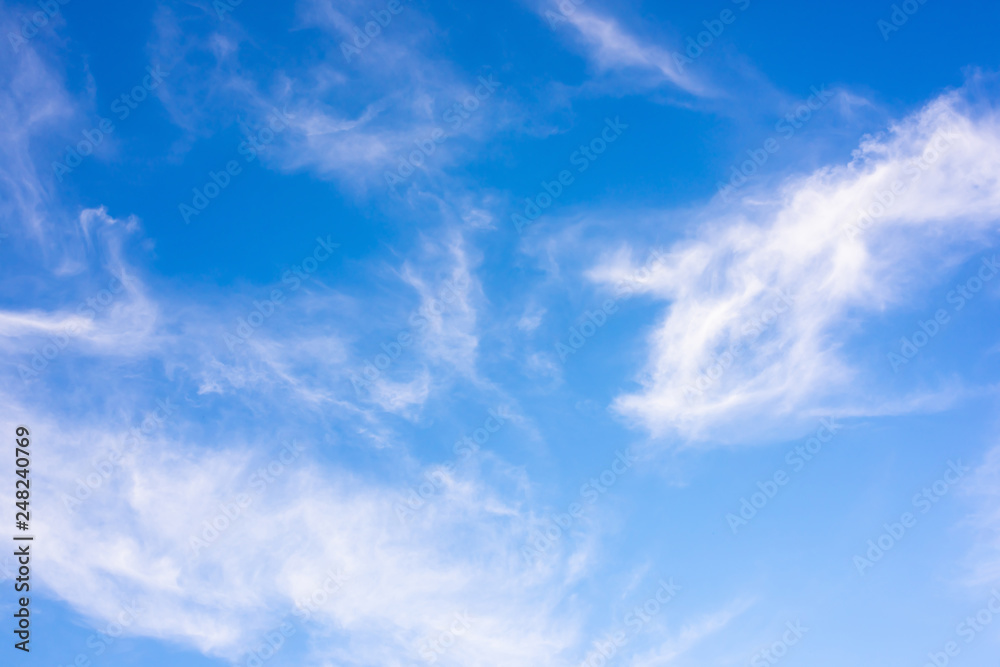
<box><xmin>517</xmin><ymin>303</ymin><xmax>547</xmax><ymax>332</ymax></box>
<box><xmin>398</xmin><ymin>235</ymin><xmax>481</xmax><ymax>374</ymax></box>
<box><xmin>0</xmin><ymin>9</ymin><xmax>78</xmax><ymax>240</ymax></box>
<box><xmin>13</xmin><ymin>407</ymin><xmax>587</xmax><ymax>666</ymax></box>
<box><xmin>0</xmin><ymin>199</ymin><xmax>597</xmax><ymax>663</ymax></box>
<box><xmin>148</xmin><ymin>0</ymin><xmax>510</xmax><ymax>194</ymax></box>
<box><xmin>628</xmin><ymin>599</ymin><xmax>752</xmax><ymax>666</ymax></box>
<box><xmin>545</xmin><ymin>5</ymin><xmax>705</xmax><ymax>95</ymax></box>
<box><xmin>594</xmin><ymin>84</ymin><xmax>1000</xmax><ymax>442</ymax></box>
<box><xmin>0</xmin><ymin>209</ymin><xmax>160</xmax><ymax>369</ymax></box>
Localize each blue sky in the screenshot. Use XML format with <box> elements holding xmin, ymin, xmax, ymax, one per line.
<box><xmin>2</xmin><ymin>0</ymin><xmax>1000</xmax><ymax>665</ymax></box>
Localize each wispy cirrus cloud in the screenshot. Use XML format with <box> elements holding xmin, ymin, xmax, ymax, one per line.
<box><xmin>628</xmin><ymin>599</ymin><xmax>752</xmax><ymax>666</ymax></box>
<box><xmin>590</xmin><ymin>80</ymin><xmax>1000</xmax><ymax>442</ymax></box>
<box><xmin>148</xmin><ymin>0</ymin><xmax>512</xmax><ymax>195</ymax></box>
<box><xmin>0</xmin><ymin>208</ymin><xmax>583</xmax><ymax>665</ymax></box>
<box><xmin>25</xmin><ymin>412</ymin><xmax>583</xmax><ymax>665</ymax></box>
<box><xmin>0</xmin><ymin>9</ymin><xmax>79</xmax><ymax>242</ymax></box>
<box><xmin>549</xmin><ymin>6</ymin><xmax>705</xmax><ymax>95</ymax></box>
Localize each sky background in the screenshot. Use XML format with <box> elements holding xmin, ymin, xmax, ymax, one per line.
<box><xmin>2</xmin><ymin>0</ymin><xmax>1000</xmax><ymax>665</ymax></box>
